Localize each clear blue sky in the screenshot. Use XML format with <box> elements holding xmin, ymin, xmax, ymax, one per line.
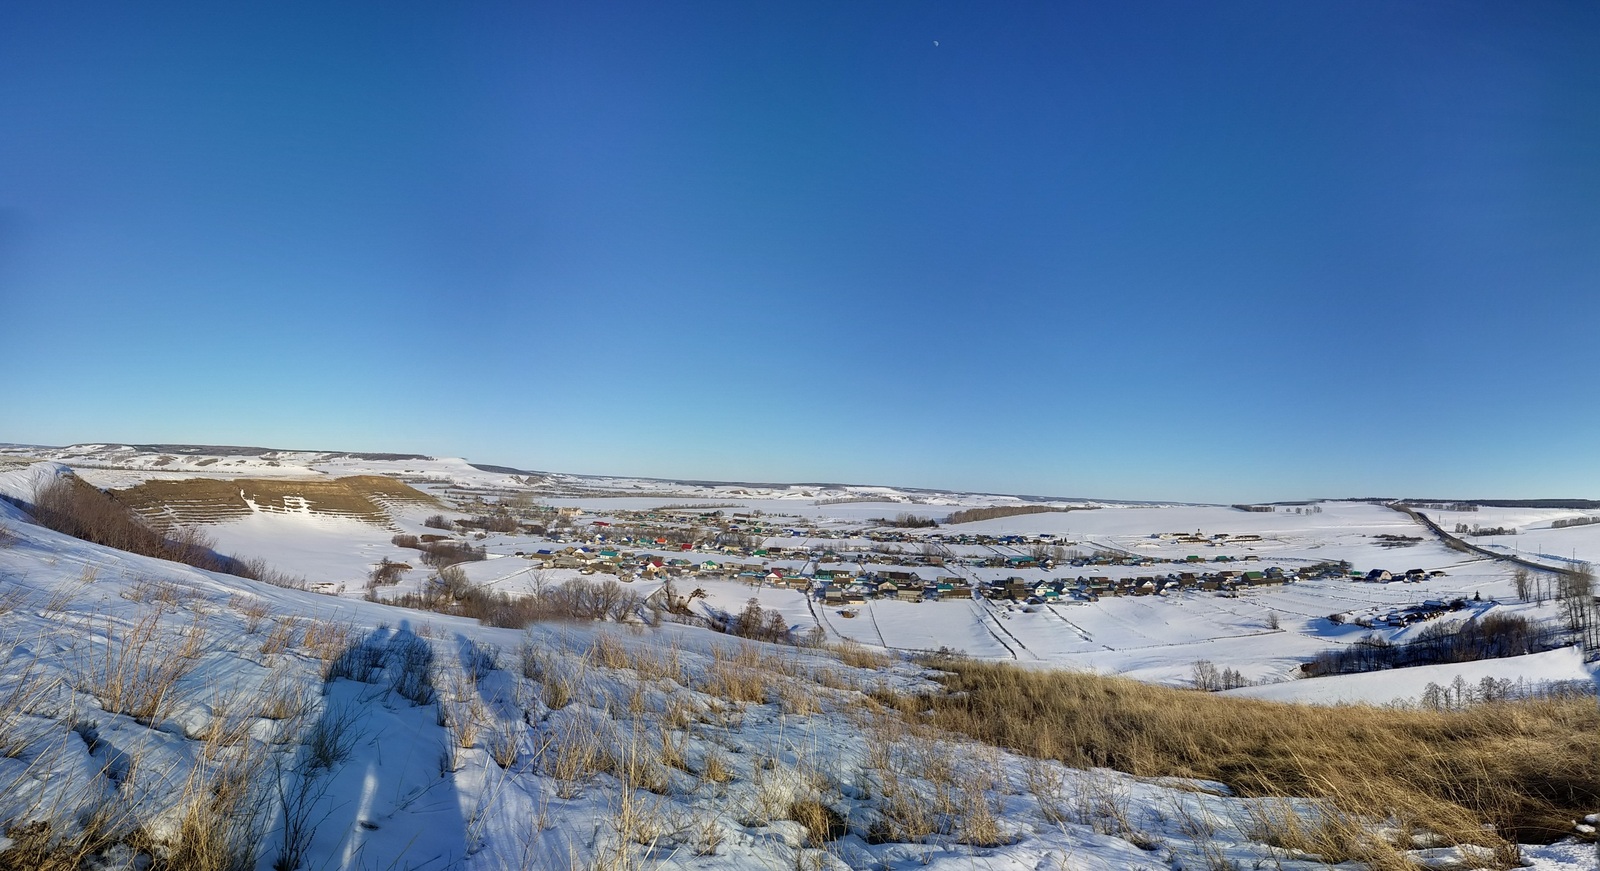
<box><xmin>2</xmin><ymin>1</ymin><xmax>1597</xmax><ymax>503</ymax></box>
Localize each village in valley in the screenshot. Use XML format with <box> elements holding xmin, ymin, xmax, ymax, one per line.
<box><xmin>507</xmin><ymin>504</ymin><xmax>1406</xmax><ymax>608</ymax></box>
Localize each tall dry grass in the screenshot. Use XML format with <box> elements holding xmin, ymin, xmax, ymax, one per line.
<box><xmin>890</xmin><ymin>655</ymin><xmax>1598</xmax><ymax>850</ymax></box>
<box><xmin>0</xmin><ymin>616</ymin><xmax>335</xmax><ymax>871</ymax></box>
<box><xmin>78</xmin><ymin>609</ymin><xmax>202</xmax><ymax>725</ymax></box>
<box><xmin>829</xmin><ymin>639</ymin><xmax>891</xmax><ymax>670</ymax></box>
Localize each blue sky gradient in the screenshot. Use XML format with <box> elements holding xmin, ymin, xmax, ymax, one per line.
<box><xmin>2</xmin><ymin>2</ymin><xmax>1598</xmax><ymax>502</ymax></box>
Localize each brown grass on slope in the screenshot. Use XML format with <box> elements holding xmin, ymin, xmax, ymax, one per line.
<box><xmin>883</xmin><ymin>656</ymin><xmax>1598</xmax><ymax>848</ymax></box>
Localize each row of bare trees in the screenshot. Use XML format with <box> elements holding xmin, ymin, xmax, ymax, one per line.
<box><xmin>1303</xmin><ymin>613</ymin><xmax>1564</xmax><ymax>677</ymax></box>
<box><xmin>1190</xmin><ymin>660</ymin><xmax>1249</xmax><ymax>691</ymax></box>
<box><xmin>390</xmin><ymin>534</ymin><xmax>486</xmax><ymax>568</ymax></box>
<box><xmin>944</xmin><ymin>505</ymin><xmax>1063</xmax><ymax>524</ymax></box>
<box><xmin>381</xmin><ymin>568</ymin><xmax>646</xmax><ymax>629</ymax></box>
<box><xmin>1512</xmin><ymin>563</ymin><xmax>1598</xmax><ymax>652</ymax></box>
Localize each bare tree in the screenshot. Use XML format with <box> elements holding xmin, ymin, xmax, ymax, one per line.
<box><xmin>1557</xmin><ymin>563</ymin><xmax>1595</xmax><ymax>636</ymax></box>
<box><xmin>529</xmin><ymin>568</ymin><xmax>552</xmax><ymax>598</ymax></box>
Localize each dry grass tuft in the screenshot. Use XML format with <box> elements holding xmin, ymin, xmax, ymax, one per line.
<box><xmin>831</xmin><ymin>639</ymin><xmax>891</xmax><ymax>670</ymax></box>
<box><xmin>629</xmin><ymin>637</ymin><xmax>686</xmax><ymax>685</ymax></box>
<box><xmin>699</xmin><ymin>749</ymin><xmax>734</xmax><ymax>785</ymax></box>
<box><xmin>588</xmin><ymin>633</ymin><xmax>630</xmax><ymax>670</ymax></box>
<box><xmin>1239</xmin><ymin>797</ymin><xmax>1409</xmax><ymax>869</ymax></box>
<box><xmin>176</xmin><ymin>610</ymin><xmax>211</xmax><ymax>660</ymax></box>
<box><xmin>487</xmin><ymin>721</ymin><xmax>523</xmax><ymax>769</ymax></box>
<box><xmin>258</xmin><ymin>618</ymin><xmax>296</xmax><ymax>656</ymax></box>
<box><xmin>700</xmin><ymin>647</ymin><xmax>769</xmax><ymax>704</ymax></box>
<box><xmin>254</xmin><ymin>676</ymin><xmax>307</xmax><ymax>724</ymax></box>
<box><xmin>0</xmin><ymin>585</ymin><xmax>28</xmax><ymax>620</ymax></box>
<box><xmin>230</xmin><ymin>596</ymin><xmax>273</xmax><ymax>635</ymax></box>
<box><xmin>776</xmin><ymin>678</ymin><xmax>821</xmax><ymax>716</ymax></box>
<box><xmin>700</xmin><ymin>662</ymin><xmax>767</xmax><ymax>704</ymax></box>
<box><xmin>0</xmin><ymin>647</ymin><xmax>64</xmax><ymax>758</ymax></box>
<box><xmin>790</xmin><ymin>800</ymin><xmax>847</xmax><ymax>846</ymax></box>
<box><xmin>300</xmin><ymin>620</ymin><xmax>352</xmax><ymax>665</ymax></box>
<box><xmin>538</xmin><ymin>718</ymin><xmax>611</xmax><ymax>798</ymax></box>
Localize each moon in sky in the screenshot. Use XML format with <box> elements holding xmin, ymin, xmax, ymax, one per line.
<box><xmin>933</xmin><ymin>40</ymin><xmax>939</xmax><ymax>47</ymax></box>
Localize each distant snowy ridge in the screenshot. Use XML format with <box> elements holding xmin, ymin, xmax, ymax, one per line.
<box><xmin>0</xmin><ymin>442</ymin><xmax>1145</xmax><ymax>509</ymax></box>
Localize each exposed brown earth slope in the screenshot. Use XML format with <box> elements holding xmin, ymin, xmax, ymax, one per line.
<box><xmin>112</xmin><ymin>475</ymin><xmax>439</xmax><ymax>528</ymax></box>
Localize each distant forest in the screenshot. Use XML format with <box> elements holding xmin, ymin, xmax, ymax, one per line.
<box><xmin>945</xmin><ymin>505</ymin><xmax>1070</xmax><ymax>524</ymax></box>
<box><xmin>1405</xmin><ymin>498</ymin><xmax>1600</xmax><ymax>510</ymax></box>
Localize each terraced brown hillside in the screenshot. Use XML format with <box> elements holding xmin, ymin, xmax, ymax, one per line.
<box><xmin>112</xmin><ymin>475</ymin><xmax>440</xmax><ymax>528</ymax></box>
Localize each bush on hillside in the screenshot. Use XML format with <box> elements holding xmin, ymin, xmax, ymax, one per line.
<box><xmin>417</xmin><ymin>540</ymin><xmax>486</xmax><ymax>568</ymax></box>
<box><xmin>424</xmin><ymin>514</ymin><xmax>454</xmax><ymax>530</ymax></box>
<box><xmin>368</xmin><ymin>557</ymin><xmax>410</xmax><ymax>588</ymax></box>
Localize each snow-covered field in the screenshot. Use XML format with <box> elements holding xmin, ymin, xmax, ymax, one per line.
<box><xmin>0</xmin><ymin>445</ymin><xmax>1595</xmax><ymax>870</ymax></box>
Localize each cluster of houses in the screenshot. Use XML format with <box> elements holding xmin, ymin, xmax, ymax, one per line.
<box><xmin>1152</xmin><ymin>531</ymin><xmax>1266</xmax><ymax>546</ymax></box>
<box><xmin>497</xmin><ymin>508</ymin><xmax>1440</xmax><ymax>609</ymax></box>
<box><xmin>519</xmin><ymin>546</ymin><xmax>768</xmax><ymax>580</ymax></box>
<box><xmin>1362</xmin><ymin>598</ymin><xmax>1471</xmax><ymax>627</ymax></box>
<box><xmin>1357</xmin><ymin>568</ymin><xmax>1447</xmax><ymax>583</ymax></box>
<box><xmin>982</xmin><ymin>567</ymin><xmax>1297</xmax><ymax>602</ymax></box>
<box><xmin>817</xmin><ymin>571</ymin><xmax>973</xmax><ymax>606</ymax></box>
<box><xmin>513</xmin><ymin>545</ymin><xmax>1402</xmax><ymax>607</ymax></box>
<box><xmin>804</xmin><ymin>564</ymin><xmax>1341</xmax><ymax>605</ymax></box>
